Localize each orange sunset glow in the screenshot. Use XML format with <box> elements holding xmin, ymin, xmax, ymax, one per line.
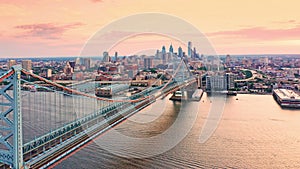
<box><xmin>1</xmin><ymin>0</ymin><xmax>300</xmax><ymax>57</ymax></box>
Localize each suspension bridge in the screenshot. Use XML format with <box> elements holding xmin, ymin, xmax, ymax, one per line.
<box><xmin>0</xmin><ymin>59</ymin><xmax>198</xmax><ymax>169</ymax></box>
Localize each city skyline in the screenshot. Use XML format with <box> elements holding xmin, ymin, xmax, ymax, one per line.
<box><xmin>1</xmin><ymin>1</ymin><xmax>300</xmax><ymax>168</ymax></box>
<box><xmin>1</xmin><ymin>0</ymin><xmax>300</xmax><ymax>57</ymax></box>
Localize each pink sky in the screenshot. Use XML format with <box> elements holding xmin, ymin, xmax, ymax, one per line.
<box><xmin>1</xmin><ymin>0</ymin><xmax>300</xmax><ymax>57</ymax></box>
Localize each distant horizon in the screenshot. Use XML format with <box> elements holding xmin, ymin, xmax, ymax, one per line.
<box><xmin>1</xmin><ymin>53</ymin><xmax>300</xmax><ymax>60</ymax></box>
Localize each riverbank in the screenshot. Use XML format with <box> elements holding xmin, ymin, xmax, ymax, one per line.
<box><xmin>236</xmin><ymin>91</ymin><xmax>272</xmax><ymax>95</ymax></box>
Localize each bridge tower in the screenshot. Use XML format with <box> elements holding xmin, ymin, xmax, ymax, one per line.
<box><xmin>0</xmin><ymin>65</ymin><xmax>24</xmax><ymax>169</ymax></box>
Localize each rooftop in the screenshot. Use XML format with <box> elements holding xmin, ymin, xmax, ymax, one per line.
<box><xmin>274</xmin><ymin>89</ymin><xmax>300</xmax><ymax>100</ymax></box>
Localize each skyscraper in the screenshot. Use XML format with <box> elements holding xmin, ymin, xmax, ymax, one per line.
<box><xmin>114</xmin><ymin>52</ymin><xmax>118</xmax><ymax>62</ymax></box>
<box><xmin>225</xmin><ymin>54</ymin><xmax>231</xmax><ymax>64</ymax></box>
<box><xmin>188</xmin><ymin>41</ymin><xmax>192</xmax><ymax>57</ymax></box>
<box><xmin>21</xmin><ymin>60</ymin><xmax>32</xmax><ymax>71</ymax></box>
<box><xmin>206</xmin><ymin>75</ymin><xmax>226</xmax><ymax>91</ymax></box>
<box><xmin>225</xmin><ymin>73</ymin><xmax>235</xmax><ymax>90</ymax></box>
<box><xmin>193</xmin><ymin>47</ymin><xmax>197</xmax><ymax>59</ymax></box>
<box><xmin>162</xmin><ymin>53</ymin><xmax>167</xmax><ymax>65</ymax></box>
<box><xmin>162</xmin><ymin>46</ymin><xmax>166</xmax><ymax>55</ymax></box>
<box><xmin>144</xmin><ymin>58</ymin><xmax>153</xmax><ymax>69</ymax></box>
<box><xmin>178</xmin><ymin>46</ymin><xmax>183</xmax><ymax>57</ymax></box>
<box><xmin>169</xmin><ymin>44</ymin><xmax>173</xmax><ymax>53</ymax></box>
<box><xmin>75</xmin><ymin>57</ymin><xmax>81</xmax><ymax>65</ymax></box>
<box><xmin>83</xmin><ymin>58</ymin><xmax>91</xmax><ymax>69</ymax></box>
<box><xmin>64</xmin><ymin>62</ymin><xmax>73</xmax><ymax>75</ymax></box>
<box><xmin>162</xmin><ymin>46</ymin><xmax>167</xmax><ymax>64</ymax></box>
<box><xmin>102</xmin><ymin>51</ymin><xmax>110</xmax><ymax>62</ymax></box>
<box><xmin>155</xmin><ymin>50</ymin><xmax>159</xmax><ymax>57</ymax></box>
<box><xmin>68</xmin><ymin>61</ymin><xmax>76</xmax><ymax>70</ymax></box>
<box><xmin>206</xmin><ymin>74</ymin><xmax>236</xmax><ymax>91</ymax></box>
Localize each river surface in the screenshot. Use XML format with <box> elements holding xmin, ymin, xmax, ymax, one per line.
<box><xmin>54</xmin><ymin>94</ymin><xmax>300</xmax><ymax>169</ymax></box>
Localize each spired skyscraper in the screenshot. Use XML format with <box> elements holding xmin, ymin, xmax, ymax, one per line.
<box><xmin>169</xmin><ymin>44</ymin><xmax>173</xmax><ymax>53</ymax></box>
<box><xmin>162</xmin><ymin>46</ymin><xmax>166</xmax><ymax>55</ymax></box>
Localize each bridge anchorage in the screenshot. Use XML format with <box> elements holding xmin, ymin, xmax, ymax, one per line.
<box><xmin>0</xmin><ymin>59</ymin><xmax>198</xmax><ymax>169</ymax></box>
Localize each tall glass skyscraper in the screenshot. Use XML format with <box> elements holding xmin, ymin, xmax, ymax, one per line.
<box><xmin>162</xmin><ymin>46</ymin><xmax>166</xmax><ymax>54</ymax></box>
<box><xmin>169</xmin><ymin>44</ymin><xmax>173</xmax><ymax>53</ymax></box>
<box><xmin>178</xmin><ymin>46</ymin><xmax>183</xmax><ymax>57</ymax></box>
<box><xmin>188</xmin><ymin>41</ymin><xmax>192</xmax><ymax>57</ymax></box>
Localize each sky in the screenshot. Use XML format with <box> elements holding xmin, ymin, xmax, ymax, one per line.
<box><xmin>1</xmin><ymin>0</ymin><xmax>300</xmax><ymax>57</ymax></box>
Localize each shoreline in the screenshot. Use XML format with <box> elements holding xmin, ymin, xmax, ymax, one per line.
<box><xmin>204</xmin><ymin>90</ymin><xmax>272</xmax><ymax>96</ymax></box>
<box><xmin>236</xmin><ymin>92</ymin><xmax>272</xmax><ymax>95</ymax></box>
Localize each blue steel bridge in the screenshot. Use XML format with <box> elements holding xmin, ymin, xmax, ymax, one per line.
<box><xmin>0</xmin><ymin>59</ymin><xmax>197</xmax><ymax>169</ymax></box>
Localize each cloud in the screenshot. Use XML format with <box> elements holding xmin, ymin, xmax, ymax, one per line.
<box><xmin>90</xmin><ymin>0</ymin><xmax>102</xmax><ymax>2</ymax></box>
<box><xmin>0</xmin><ymin>38</ymin><xmax>82</xmax><ymax>57</ymax></box>
<box><xmin>207</xmin><ymin>25</ymin><xmax>300</xmax><ymax>41</ymax></box>
<box><xmin>14</xmin><ymin>22</ymin><xmax>84</xmax><ymax>39</ymax></box>
<box><xmin>0</xmin><ymin>3</ymin><xmax>27</xmax><ymax>17</ymax></box>
<box><xmin>273</xmin><ymin>20</ymin><xmax>298</xmax><ymax>24</ymax></box>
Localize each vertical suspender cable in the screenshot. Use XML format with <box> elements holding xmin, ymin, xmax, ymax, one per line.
<box><xmin>49</xmin><ymin>90</ymin><xmax>52</xmax><ymax>131</ymax></box>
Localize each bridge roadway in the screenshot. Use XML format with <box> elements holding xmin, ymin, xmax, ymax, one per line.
<box><xmin>23</xmin><ymin>78</ymin><xmax>196</xmax><ymax>168</ymax></box>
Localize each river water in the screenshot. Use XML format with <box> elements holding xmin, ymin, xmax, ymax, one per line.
<box><xmin>54</xmin><ymin>94</ymin><xmax>300</xmax><ymax>169</ymax></box>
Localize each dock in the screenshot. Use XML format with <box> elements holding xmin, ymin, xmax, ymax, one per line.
<box><xmin>170</xmin><ymin>89</ymin><xmax>203</xmax><ymax>101</ymax></box>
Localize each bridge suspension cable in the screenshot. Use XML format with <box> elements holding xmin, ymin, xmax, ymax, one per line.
<box><xmin>21</xmin><ymin>69</ymin><xmax>149</xmax><ymax>103</ymax></box>
<box><xmin>0</xmin><ymin>69</ymin><xmax>14</xmax><ymax>82</ymax></box>
<box><xmin>20</xmin><ymin>59</ymin><xmax>190</xmax><ymax>103</ymax></box>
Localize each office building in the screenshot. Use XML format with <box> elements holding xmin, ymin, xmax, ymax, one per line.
<box><xmin>206</xmin><ymin>74</ymin><xmax>236</xmax><ymax>91</ymax></box>
<box><xmin>192</xmin><ymin>47</ymin><xmax>197</xmax><ymax>59</ymax></box>
<box><xmin>169</xmin><ymin>44</ymin><xmax>173</xmax><ymax>53</ymax></box>
<box><xmin>83</xmin><ymin>58</ymin><xmax>91</xmax><ymax>69</ymax></box>
<box><xmin>46</xmin><ymin>69</ymin><xmax>52</xmax><ymax>78</ymax></box>
<box><xmin>7</xmin><ymin>60</ymin><xmax>16</xmax><ymax>69</ymax></box>
<box><xmin>225</xmin><ymin>73</ymin><xmax>235</xmax><ymax>90</ymax></box>
<box><xmin>75</xmin><ymin>57</ymin><xmax>81</xmax><ymax>65</ymax></box>
<box><xmin>64</xmin><ymin>62</ymin><xmax>73</xmax><ymax>75</ymax></box>
<box><xmin>162</xmin><ymin>46</ymin><xmax>166</xmax><ymax>55</ymax></box>
<box><xmin>69</xmin><ymin>61</ymin><xmax>76</xmax><ymax>70</ymax></box>
<box><xmin>188</xmin><ymin>41</ymin><xmax>192</xmax><ymax>57</ymax></box>
<box><xmin>21</xmin><ymin>60</ymin><xmax>32</xmax><ymax>71</ymax></box>
<box><xmin>114</xmin><ymin>51</ymin><xmax>118</xmax><ymax>62</ymax></box>
<box><xmin>102</xmin><ymin>51</ymin><xmax>110</xmax><ymax>62</ymax></box>
<box><xmin>178</xmin><ymin>46</ymin><xmax>183</xmax><ymax>57</ymax></box>
<box><xmin>225</xmin><ymin>54</ymin><xmax>231</xmax><ymax>64</ymax></box>
<box><xmin>144</xmin><ymin>57</ymin><xmax>153</xmax><ymax>69</ymax></box>
<box><xmin>206</xmin><ymin>75</ymin><xmax>226</xmax><ymax>91</ymax></box>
